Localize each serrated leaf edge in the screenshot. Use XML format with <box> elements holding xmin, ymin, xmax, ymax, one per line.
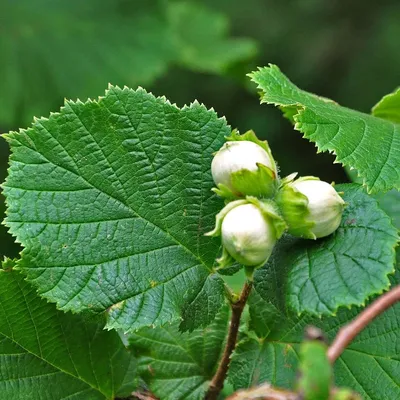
<box><xmin>248</xmin><ymin>65</ymin><xmax>400</xmax><ymax>194</ymax></box>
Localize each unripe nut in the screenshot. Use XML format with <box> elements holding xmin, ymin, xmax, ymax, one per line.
<box><xmin>211</xmin><ymin>140</ymin><xmax>277</xmax><ymax>197</ymax></box>
<box><xmin>221</xmin><ymin>203</ymin><xmax>276</xmax><ymax>266</ymax></box>
<box><xmin>292</xmin><ymin>179</ymin><xmax>345</xmax><ymax>239</ymax></box>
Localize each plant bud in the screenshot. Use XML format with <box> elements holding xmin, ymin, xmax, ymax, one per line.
<box><xmin>221</xmin><ymin>203</ymin><xmax>276</xmax><ymax>266</ymax></box>
<box><xmin>211</xmin><ymin>131</ymin><xmax>278</xmax><ymax>198</ymax></box>
<box><xmin>277</xmin><ymin>176</ymin><xmax>345</xmax><ymax>239</ymax></box>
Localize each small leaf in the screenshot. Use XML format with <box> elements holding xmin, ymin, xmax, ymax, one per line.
<box><xmin>253</xmin><ymin>184</ymin><xmax>398</xmax><ymax>316</ymax></box>
<box><xmin>129</xmin><ymin>306</ymin><xmax>230</xmax><ymax>400</ymax></box>
<box><xmin>3</xmin><ymin>86</ymin><xmax>229</xmax><ymax>332</ymax></box>
<box><xmin>249</xmin><ymin>65</ymin><xmax>400</xmax><ymax>193</ymax></box>
<box><xmin>0</xmin><ymin>270</ymin><xmax>135</xmax><ymax>399</ymax></box>
<box><xmin>372</xmin><ymin>88</ymin><xmax>400</xmax><ymax>123</ymax></box>
<box><xmin>228</xmin><ymin>335</ymin><xmax>298</xmax><ymax>391</ymax></box>
<box><xmin>230</xmin><ymin>271</ymin><xmax>400</xmax><ymax>399</ymax></box>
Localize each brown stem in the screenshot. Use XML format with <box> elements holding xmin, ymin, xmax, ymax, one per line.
<box><xmin>226</xmin><ymin>383</ymin><xmax>297</xmax><ymax>400</ymax></box>
<box><xmin>328</xmin><ymin>285</ymin><xmax>400</xmax><ymax>363</ymax></box>
<box><xmin>205</xmin><ymin>281</ymin><xmax>253</xmax><ymax>400</ymax></box>
<box><xmin>132</xmin><ymin>392</ymin><xmax>157</xmax><ymax>400</ymax></box>
<box><xmin>130</xmin><ymin>390</ymin><xmax>158</xmax><ymax>400</ymax></box>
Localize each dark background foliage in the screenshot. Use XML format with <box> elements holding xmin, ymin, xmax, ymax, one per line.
<box><xmin>1</xmin><ymin>0</ymin><xmax>399</xmax><ymax>258</ymax></box>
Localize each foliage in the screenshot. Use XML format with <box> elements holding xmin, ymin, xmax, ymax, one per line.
<box><xmin>0</xmin><ymin>0</ymin><xmax>256</xmax><ymax>127</ymax></box>
<box><xmin>0</xmin><ymin>264</ymin><xmax>135</xmax><ymax>399</ymax></box>
<box><xmin>3</xmin><ymin>86</ymin><xmax>229</xmax><ymax>333</ymax></box>
<box><xmin>1</xmin><ymin>58</ymin><xmax>400</xmax><ymax>400</ymax></box>
<box><xmin>250</xmin><ymin>65</ymin><xmax>400</xmax><ymax>194</ymax></box>
<box><xmin>129</xmin><ymin>306</ymin><xmax>229</xmax><ymax>400</ymax></box>
<box><xmin>229</xmin><ymin>272</ymin><xmax>400</xmax><ymax>399</ymax></box>
<box><xmin>253</xmin><ymin>184</ymin><xmax>398</xmax><ymax>316</ymax></box>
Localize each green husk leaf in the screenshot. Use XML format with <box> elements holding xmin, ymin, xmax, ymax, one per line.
<box><xmin>275</xmin><ymin>176</ymin><xmax>318</xmax><ymax>240</ymax></box>
<box><xmin>246</xmin><ymin>197</ymin><xmax>287</xmax><ymax>239</ymax></box>
<box><xmin>230</xmin><ymin>163</ymin><xmax>278</xmax><ymax>198</ymax></box>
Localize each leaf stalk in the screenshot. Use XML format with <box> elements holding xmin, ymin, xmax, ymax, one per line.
<box><xmin>205</xmin><ymin>280</ymin><xmax>253</xmax><ymax>400</ymax></box>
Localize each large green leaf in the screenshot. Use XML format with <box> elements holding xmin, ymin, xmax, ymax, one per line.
<box><xmin>229</xmin><ymin>279</ymin><xmax>400</xmax><ymax>400</ymax></box>
<box><xmin>253</xmin><ymin>184</ymin><xmax>398</xmax><ymax>316</ymax></box>
<box><xmin>0</xmin><ymin>0</ymin><xmax>256</xmax><ymax>127</ymax></box>
<box><xmin>3</xmin><ymin>86</ymin><xmax>228</xmax><ymax>332</ymax></box>
<box><xmin>0</xmin><ymin>268</ymin><xmax>135</xmax><ymax>399</ymax></box>
<box><xmin>129</xmin><ymin>306</ymin><xmax>229</xmax><ymax>400</ymax></box>
<box><xmin>249</xmin><ymin>65</ymin><xmax>400</xmax><ymax>193</ymax></box>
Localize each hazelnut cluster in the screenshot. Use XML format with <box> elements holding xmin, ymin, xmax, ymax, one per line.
<box><xmin>207</xmin><ymin>130</ymin><xmax>345</xmax><ymax>268</ymax></box>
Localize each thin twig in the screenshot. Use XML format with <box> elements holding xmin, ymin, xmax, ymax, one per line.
<box><xmin>328</xmin><ymin>285</ymin><xmax>400</xmax><ymax>363</ymax></box>
<box><xmin>226</xmin><ymin>383</ymin><xmax>297</xmax><ymax>400</ymax></box>
<box><xmin>131</xmin><ymin>390</ymin><xmax>158</xmax><ymax>400</ymax></box>
<box><xmin>205</xmin><ymin>281</ymin><xmax>253</xmax><ymax>400</ymax></box>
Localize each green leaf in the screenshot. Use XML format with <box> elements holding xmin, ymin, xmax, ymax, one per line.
<box><xmin>3</xmin><ymin>86</ymin><xmax>229</xmax><ymax>332</ymax></box>
<box><xmin>249</xmin><ymin>64</ymin><xmax>400</xmax><ymax>193</ymax></box>
<box><xmin>230</xmin><ymin>275</ymin><xmax>400</xmax><ymax>399</ymax></box>
<box><xmin>0</xmin><ymin>0</ymin><xmax>257</xmax><ymax>127</ymax></box>
<box><xmin>253</xmin><ymin>184</ymin><xmax>398</xmax><ymax>316</ymax></box>
<box><xmin>228</xmin><ymin>332</ymin><xmax>298</xmax><ymax>391</ymax></box>
<box><xmin>129</xmin><ymin>306</ymin><xmax>229</xmax><ymax>400</ymax></box>
<box><xmin>229</xmin><ymin>292</ymin><xmax>298</xmax><ymax>391</ymax></box>
<box><xmin>0</xmin><ymin>269</ymin><xmax>135</xmax><ymax>399</ymax></box>
<box><xmin>372</xmin><ymin>88</ymin><xmax>400</xmax><ymax>123</ymax></box>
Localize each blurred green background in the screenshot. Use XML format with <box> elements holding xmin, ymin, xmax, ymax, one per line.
<box><xmin>1</xmin><ymin>0</ymin><xmax>399</xmax><ymax>258</ymax></box>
